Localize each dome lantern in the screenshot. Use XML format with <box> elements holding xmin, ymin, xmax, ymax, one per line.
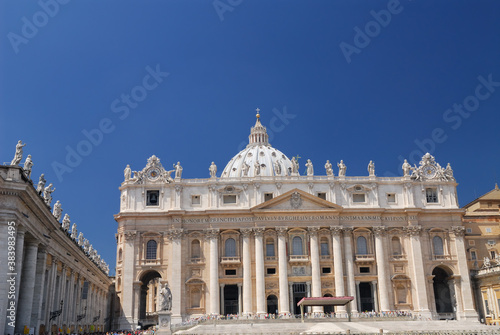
<box><xmin>248</xmin><ymin>108</ymin><xmax>269</xmax><ymax>147</ymax></box>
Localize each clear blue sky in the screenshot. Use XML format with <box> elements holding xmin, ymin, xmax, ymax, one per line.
<box><xmin>1</xmin><ymin>0</ymin><xmax>500</xmax><ymax>274</ymax></box>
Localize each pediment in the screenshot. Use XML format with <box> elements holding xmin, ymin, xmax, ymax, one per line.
<box><xmin>251</xmin><ymin>188</ymin><xmax>342</xmax><ymax>211</ymax></box>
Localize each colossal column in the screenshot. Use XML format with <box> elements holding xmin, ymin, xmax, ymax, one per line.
<box><xmin>15</xmin><ymin>240</ymin><xmax>39</xmax><ymax>334</ymax></box>
<box><xmin>168</xmin><ymin>228</ymin><xmax>184</xmax><ymax>322</ymax></box>
<box><xmin>330</xmin><ymin>226</ymin><xmax>345</xmax><ymax>312</ymax></box>
<box><xmin>373</xmin><ymin>226</ymin><xmax>390</xmax><ymax>311</ymax></box>
<box><xmin>308</xmin><ymin>227</ymin><xmax>322</xmax><ymax>313</ymax></box>
<box><xmin>276</xmin><ymin>227</ymin><xmax>290</xmax><ymax>315</ymax></box>
<box><xmin>342</xmin><ymin>227</ymin><xmax>358</xmax><ymax>313</ymax></box>
<box><xmin>206</xmin><ymin>229</ymin><xmax>220</xmax><ymax>315</ymax></box>
<box><xmin>241</xmin><ymin>228</ymin><xmax>253</xmax><ymax>315</ymax></box>
<box><xmin>31</xmin><ymin>248</ymin><xmax>47</xmax><ymax>330</ymax></box>
<box><xmin>254</xmin><ymin>228</ymin><xmax>266</xmax><ymax>315</ymax></box>
<box><xmin>121</xmin><ymin>230</ymin><xmax>137</xmax><ymax>328</ymax></box>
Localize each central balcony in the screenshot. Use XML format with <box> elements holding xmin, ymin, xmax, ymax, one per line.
<box><xmin>355</xmin><ymin>254</ymin><xmax>375</xmax><ymax>262</ymax></box>
<box><xmin>220</xmin><ymin>256</ymin><xmax>241</xmax><ymax>264</ymax></box>
<box><xmin>289</xmin><ymin>255</ymin><xmax>309</xmax><ymax>262</ymax></box>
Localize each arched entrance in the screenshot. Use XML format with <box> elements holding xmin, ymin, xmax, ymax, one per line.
<box><xmin>267</xmin><ymin>295</ymin><xmax>278</xmax><ymax>314</ymax></box>
<box><xmin>139</xmin><ymin>270</ymin><xmax>162</xmax><ymax>329</ymax></box>
<box><xmin>432</xmin><ymin>266</ymin><xmax>455</xmax><ymax>319</ymax></box>
<box><xmin>323</xmin><ymin>294</ymin><xmax>334</xmax><ymax>314</ymax></box>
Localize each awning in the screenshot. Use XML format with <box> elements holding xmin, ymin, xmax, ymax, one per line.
<box><xmin>297</xmin><ymin>296</ymin><xmax>354</xmax><ymax>307</ymax></box>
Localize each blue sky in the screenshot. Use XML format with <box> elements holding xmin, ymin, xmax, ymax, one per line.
<box><xmin>1</xmin><ymin>0</ymin><xmax>500</xmax><ymax>274</ymax></box>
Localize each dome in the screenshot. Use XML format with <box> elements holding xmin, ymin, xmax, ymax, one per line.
<box><xmin>221</xmin><ymin>112</ymin><xmax>293</xmax><ymax>178</ymax></box>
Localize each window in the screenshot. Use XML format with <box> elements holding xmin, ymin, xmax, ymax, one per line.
<box><xmin>266</xmin><ymin>268</ymin><xmax>276</xmax><ymax>275</ymax></box>
<box><xmin>491</xmin><ymin>250</ymin><xmax>496</xmax><ymax>259</ymax></box>
<box><xmin>466</xmin><ymin>228</ymin><xmax>472</xmax><ymax>234</ymax></box>
<box><xmin>146</xmin><ymin>240</ymin><xmax>157</xmax><ymax>259</ymax></box>
<box><xmin>469</xmin><ymin>240</ymin><xmax>475</xmax><ymax>246</ymax></box>
<box><xmin>425</xmin><ymin>188</ymin><xmax>438</xmax><ymax>203</ymax></box>
<box><xmin>292</xmin><ymin>236</ymin><xmax>303</xmax><ymax>255</ymax></box>
<box><xmin>387</xmin><ymin>193</ymin><xmax>396</xmax><ymax>203</ymax></box>
<box><xmin>225</xmin><ymin>269</ymin><xmax>236</xmax><ymax>276</ymax></box>
<box><xmin>353</xmin><ymin>194</ymin><xmax>366</xmax><ymax>203</ymax></box>
<box><xmin>432</xmin><ymin>236</ymin><xmax>444</xmax><ymax>255</ymax></box>
<box><xmin>397</xmin><ymin>286</ymin><xmax>407</xmax><ymax>304</ymax></box>
<box><xmin>118</xmin><ymin>248</ymin><xmax>122</xmax><ymax>262</ymax></box>
<box><xmin>360</xmin><ymin>267</ymin><xmax>370</xmax><ymax>273</ymax></box>
<box><xmin>356</xmin><ymin>236</ymin><xmax>368</xmax><ymax>255</ymax></box>
<box><xmin>191</xmin><ymin>239</ymin><xmax>201</xmax><ymax>258</ymax></box>
<box><xmin>484</xmin><ymin>299</ymin><xmax>490</xmax><ymax>315</ymax></box>
<box><xmin>317</xmin><ymin>192</ymin><xmax>326</xmax><ymax>200</ymax></box>
<box><xmin>320</xmin><ymin>237</ymin><xmax>329</xmax><ymax>256</ymax></box>
<box><xmin>264</xmin><ymin>193</ymin><xmax>273</xmax><ymax>201</ymax></box>
<box><xmin>488</xmin><ymin>240</ymin><xmax>496</xmax><ymax>245</ymax></box>
<box><xmin>191</xmin><ymin>195</ymin><xmax>201</xmax><ymax>205</ymax></box>
<box><xmin>223</xmin><ymin>195</ymin><xmax>237</xmax><ymax>204</ymax></box>
<box><xmin>486</xmin><ymin>228</ymin><xmax>492</xmax><ymax>233</ymax></box>
<box><xmin>191</xmin><ymin>289</ymin><xmax>201</xmax><ymax>308</ymax></box>
<box><xmin>225</xmin><ymin>238</ymin><xmax>236</xmax><ymax>257</ymax></box>
<box><xmin>322</xmin><ymin>267</ymin><xmax>331</xmax><ymax>274</ymax></box>
<box><xmin>146</xmin><ymin>190</ymin><xmax>159</xmax><ymax>206</ymax></box>
<box><xmin>470</xmin><ymin>250</ymin><xmax>477</xmax><ymax>260</ymax></box>
<box><xmin>392</xmin><ymin>237</ymin><xmax>402</xmax><ymax>255</ymax></box>
<box><xmin>266</xmin><ymin>238</ymin><xmax>275</xmax><ymax>257</ymax></box>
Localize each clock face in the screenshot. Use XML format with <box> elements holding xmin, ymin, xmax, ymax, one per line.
<box><xmin>423</xmin><ymin>165</ymin><xmax>436</xmax><ymax>178</ymax></box>
<box><xmin>147</xmin><ymin>168</ymin><xmax>160</xmax><ymax>181</ymax></box>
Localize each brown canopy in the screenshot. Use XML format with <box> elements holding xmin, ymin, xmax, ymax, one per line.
<box><xmin>297</xmin><ymin>296</ymin><xmax>354</xmax><ymax>322</ymax></box>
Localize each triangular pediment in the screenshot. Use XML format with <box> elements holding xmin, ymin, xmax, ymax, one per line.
<box><xmin>251</xmin><ymin>188</ymin><xmax>342</xmax><ymax>211</ymax></box>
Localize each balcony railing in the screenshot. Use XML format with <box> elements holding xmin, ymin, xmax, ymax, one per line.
<box><xmin>221</xmin><ymin>256</ymin><xmax>241</xmax><ymax>263</ymax></box>
<box><xmin>320</xmin><ymin>255</ymin><xmax>331</xmax><ymax>260</ymax></box>
<box><xmin>189</xmin><ymin>257</ymin><xmax>205</xmax><ymax>264</ymax></box>
<box><xmin>265</xmin><ymin>256</ymin><xmax>277</xmax><ymax>262</ymax></box>
<box><xmin>355</xmin><ymin>254</ymin><xmax>375</xmax><ymax>262</ymax></box>
<box><xmin>289</xmin><ymin>255</ymin><xmax>309</xmax><ymax>262</ymax></box>
<box><xmin>432</xmin><ymin>254</ymin><xmax>452</xmax><ymax>261</ymax></box>
<box><xmin>391</xmin><ymin>254</ymin><xmax>407</xmax><ymax>261</ymax></box>
<box><xmin>141</xmin><ymin>258</ymin><xmax>160</xmax><ymax>266</ymax></box>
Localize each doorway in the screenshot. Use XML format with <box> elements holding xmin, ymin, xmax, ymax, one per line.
<box><xmin>432</xmin><ymin>267</ymin><xmax>454</xmax><ymax>318</ymax></box>
<box><xmin>292</xmin><ymin>283</ymin><xmax>307</xmax><ymax>315</ymax></box>
<box><xmin>359</xmin><ymin>282</ymin><xmax>374</xmax><ymax>312</ymax></box>
<box><xmin>267</xmin><ymin>295</ymin><xmax>278</xmax><ymax>314</ymax></box>
<box><xmin>223</xmin><ymin>285</ymin><xmax>239</xmax><ymax>315</ymax></box>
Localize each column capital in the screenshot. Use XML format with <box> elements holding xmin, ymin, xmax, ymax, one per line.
<box><xmin>174</xmin><ymin>185</ymin><xmax>183</xmax><ymax>193</ymax></box>
<box><xmin>253</xmin><ymin>227</ymin><xmax>265</xmax><ymax>237</ymax></box>
<box><xmin>124</xmin><ymin>230</ymin><xmax>137</xmax><ymax>241</ymax></box>
<box><xmin>240</xmin><ymin>228</ymin><xmax>253</xmax><ymax>238</ymax></box>
<box><xmin>451</xmin><ymin>226</ymin><xmax>465</xmax><ymax>237</ymax></box>
<box><xmin>342</xmin><ymin>226</ymin><xmax>353</xmax><ymax>234</ymax></box>
<box><xmin>403</xmin><ymin>225</ymin><xmax>422</xmax><ymax>236</ymax></box>
<box><xmin>372</xmin><ymin>226</ymin><xmax>386</xmax><ymax>236</ymax></box>
<box><xmin>204</xmin><ymin>228</ymin><xmax>220</xmax><ymax>240</ymax></box>
<box><xmin>330</xmin><ymin>225</ymin><xmax>343</xmax><ymax>236</ymax></box>
<box><xmin>276</xmin><ymin>226</ymin><xmax>288</xmax><ymax>237</ymax></box>
<box><xmin>166</xmin><ymin>228</ymin><xmax>185</xmax><ymax>240</ymax></box>
<box><xmin>307</xmin><ymin>226</ymin><xmax>320</xmax><ymax>235</ymax></box>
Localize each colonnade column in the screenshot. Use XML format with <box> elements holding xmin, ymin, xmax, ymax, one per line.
<box><xmin>451</xmin><ymin>226</ymin><xmax>478</xmax><ymax>320</ymax></box>
<box><xmin>15</xmin><ymin>240</ymin><xmax>39</xmax><ymax>334</ymax></box>
<box><xmin>308</xmin><ymin>227</ymin><xmax>322</xmax><ymax>313</ymax></box>
<box><xmin>404</xmin><ymin>226</ymin><xmax>431</xmax><ymax>317</ymax></box>
<box><xmin>241</xmin><ymin>228</ymin><xmax>253</xmax><ymax>315</ymax></box>
<box><xmin>343</xmin><ymin>227</ymin><xmax>358</xmax><ymax>313</ymax></box>
<box><xmin>277</xmin><ymin>227</ymin><xmax>290</xmax><ymax>315</ymax></box>
<box><xmin>206</xmin><ymin>229</ymin><xmax>220</xmax><ymax>315</ymax></box>
<box><xmin>5</xmin><ymin>228</ymin><xmax>25</xmax><ymax>335</ymax></box>
<box><xmin>31</xmin><ymin>248</ymin><xmax>47</xmax><ymax>330</ymax></box>
<box><xmin>330</xmin><ymin>226</ymin><xmax>345</xmax><ymax>312</ymax></box>
<box><xmin>168</xmin><ymin>228</ymin><xmax>184</xmax><ymax>322</ymax></box>
<box><xmin>254</xmin><ymin>228</ymin><xmax>266</xmax><ymax>315</ymax></box>
<box><xmin>121</xmin><ymin>230</ymin><xmax>137</xmax><ymax>327</ymax></box>
<box><xmin>373</xmin><ymin>226</ymin><xmax>390</xmax><ymax>311</ymax></box>
<box><xmin>45</xmin><ymin>257</ymin><xmax>58</xmax><ymax>327</ymax></box>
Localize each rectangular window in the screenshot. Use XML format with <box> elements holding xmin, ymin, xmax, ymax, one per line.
<box><xmin>491</xmin><ymin>251</ymin><xmax>496</xmax><ymax>259</ymax></box>
<box><xmin>486</xmin><ymin>228</ymin><xmax>492</xmax><ymax>233</ymax></box>
<box><xmin>322</xmin><ymin>267</ymin><xmax>331</xmax><ymax>274</ymax></box>
<box><xmin>320</xmin><ymin>242</ymin><xmax>329</xmax><ymax>256</ymax></box>
<box><xmin>466</xmin><ymin>228</ymin><xmax>472</xmax><ymax>234</ymax></box>
<box><xmin>225</xmin><ymin>269</ymin><xmax>236</xmax><ymax>276</ymax></box>
<box><xmin>471</xmin><ymin>250</ymin><xmax>477</xmax><ymax>260</ymax></box>
<box><xmin>266</xmin><ymin>243</ymin><xmax>275</xmax><ymax>257</ymax></box>
<box><xmin>223</xmin><ymin>195</ymin><xmax>237</xmax><ymax>204</ymax></box>
<box><xmin>425</xmin><ymin>188</ymin><xmax>438</xmax><ymax>203</ymax></box>
<box><xmin>266</xmin><ymin>268</ymin><xmax>276</xmax><ymax>275</ymax></box>
<box><xmin>264</xmin><ymin>193</ymin><xmax>274</xmax><ymax>201</ymax></box>
<box><xmin>191</xmin><ymin>195</ymin><xmax>201</xmax><ymax>205</ymax></box>
<box><xmin>488</xmin><ymin>240</ymin><xmax>496</xmax><ymax>245</ymax></box>
<box><xmin>387</xmin><ymin>193</ymin><xmax>396</xmax><ymax>203</ymax></box>
<box><xmin>317</xmin><ymin>192</ymin><xmax>326</xmax><ymax>200</ymax></box>
<box><xmin>353</xmin><ymin>194</ymin><xmax>366</xmax><ymax>203</ymax></box>
<box><xmin>146</xmin><ymin>190</ymin><xmax>160</xmax><ymax>206</ymax></box>
<box><xmin>360</xmin><ymin>267</ymin><xmax>370</xmax><ymax>273</ymax></box>
<box><xmin>484</xmin><ymin>299</ymin><xmax>490</xmax><ymax>315</ymax></box>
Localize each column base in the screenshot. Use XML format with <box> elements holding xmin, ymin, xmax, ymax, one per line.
<box><xmin>415</xmin><ymin>310</ymin><xmax>433</xmax><ymax>320</ymax></box>
<box><xmin>157</xmin><ymin>311</ymin><xmax>172</xmax><ymax>335</ymax></box>
<box><xmin>117</xmin><ymin>316</ymin><xmax>137</xmax><ymax>331</ymax></box>
<box><xmin>457</xmin><ymin>309</ymin><xmax>479</xmax><ymax>322</ymax></box>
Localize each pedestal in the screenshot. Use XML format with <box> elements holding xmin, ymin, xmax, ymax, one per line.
<box><xmin>157</xmin><ymin>311</ymin><xmax>172</xmax><ymax>335</ymax></box>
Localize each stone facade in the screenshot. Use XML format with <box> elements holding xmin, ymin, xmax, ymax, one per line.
<box><xmin>0</xmin><ymin>165</ymin><xmax>112</xmax><ymax>335</ymax></box>
<box><xmin>114</xmin><ymin>115</ymin><xmax>478</xmax><ymax>329</ymax></box>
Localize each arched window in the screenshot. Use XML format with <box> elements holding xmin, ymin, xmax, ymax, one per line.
<box><xmin>292</xmin><ymin>236</ymin><xmax>303</xmax><ymax>255</ymax></box>
<box><xmin>266</xmin><ymin>238</ymin><xmax>275</xmax><ymax>257</ymax></box>
<box><xmin>118</xmin><ymin>248</ymin><xmax>123</xmax><ymax>261</ymax></box>
<box><xmin>225</xmin><ymin>238</ymin><xmax>236</xmax><ymax>257</ymax></box>
<box><xmin>191</xmin><ymin>288</ymin><xmax>201</xmax><ymax>308</ymax></box>
<box><xmin>191</xmin><ymin>239</ymin><xmax>201</xmax><ymax>258</ymax></box>
<box><xmin>357</xmin><ymin>236</ymin><xmax>368</xmax><ymax>255</ymax></box>
<box><xmin>392</xmin><ymin>237</ymin><xmax>402</xmax><ymax>255</ymax></box>
<box><xmin>146</xmin><ymin>240</ymin><xmax>157</xmax><ymax>259</ymax></box>
<box><xmin>320</xmin><ymin>237</ymin><xmax>329</xmax><ymax>256</ymax></box>
<box><xmin>433</xmin><ymin>236</ymin><xmax>444</xmax><ymax>255</ymax></box>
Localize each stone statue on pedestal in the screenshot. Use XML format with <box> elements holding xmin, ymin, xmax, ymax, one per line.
<box><xmin>77</xmin><ymin>232</ymin><xmax>84</xmax><ymax>246</ymax></box>
<box><xmin>402</xmin><ymin>159</ymin><xmax>411</xmax><ymax>177</ymax></box>
<box><xmin>291</xmin><ymin>157</ymin><xmax>299</xmax><ymax>175</ymax></box>
<box><xmin>242</xmin><ymin>161</ymin><xmax>250</xmax><ymax>177</ymax></box>
<box><xmin>325</xmin><ymin>160</ymin><xmax>333</xmax><ymax>176</ymax></box>
<box><xmin>444</xmin><ymin>163</ymin><xmax>454</xmax><ymax>180</ymax></box>
<box><xmin>52</xmin><ymin>201</ymin><xmax>63</xmax><ymax>221</ymax></box>
<box><xmin>71</xmin><ymin>223</ymin><xmax>77</xmax><ymax>240</ymax></box>
<box><xmin>254</xmin><ymin>161</ymin><xmax>261</xmax><ymax>176</ymax></box>
<box><xmin>338</xmin><ymin>160</ymin><xmax>347</xmax><ymax>177</ymax></box>
<box><xmin>124</xmin><ymin>165</ymin><xmax>131</xmax><ymax>181</ymax></box>
<box><xmin>11</xmin><ymin>140</ymin><xmax>26</xmax><ymax>166</ymax></box>
<box><xmin>174</xmin><ymin>162</ymin><xmax>183</xmax><ymax>179</ymax></box>
<box><xmin>23</xmin><ymin>155</ymin><xmax>33</xmax><ymax>178</ymax></box>
<box><xmin>37</xmin><ymin>174</ymin><xmax>46</xmax><ymax>194</ymax></box>
<box><xmin>62</xmin><ymin>214</ymin><xmax>70</xmax><ymax>231</ymax></box>
<box><xmin>305</xmin><ymin>159</ymin><xmax>314</xmax><ymax>176</ymax></box>
<box><xmin>368</xmin><ymin>160</ymin><xmax>375</xmax><ymax>176</ymax></box>
<box><xmin>209</xmin><ymin>162</ymin><xmax>217</xmax><ymax>178</ymax></box>
<box><xmin>274</xmin><ymin>160</ymin><xmax>282</xmax><ymax>175</ymax></box>
<box><xmin>43</xmin><ymin>184</ymin><xmax>55</xmax><ymax>206</ymax></box>
<box><xmin>159</xmin><ymin>283</ymin><xmax>172</xmax><ymax>311</ymax></box>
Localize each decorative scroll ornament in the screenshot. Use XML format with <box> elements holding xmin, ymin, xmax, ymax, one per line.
<box><xmin>372</xmin><ymin>226</ymin><xmax>386</xmax><ymax>236</ymax></box>
<box><xmin>330</xmin><ymin>226</ymin><xmax>343</xmax><ymax>236</ymax></box>
<box><xmin>451</xmin><ymin>226</ymin><xmax>465</xmax><ymax>237</ymax></box>
<box><xmin>409</xmin><ymin>153</ymin><xmax>455</xmax><ymax>182</ymax></box>
<box><xmin>204</xmin><ymin>228</ymin><xmax>220</xmax><ymax>240</ymax></box>
<box><xmin>290</xmin><ymin>191</ymin><xmax>302</xmax><ymax>209</ymax></box>
<box><xmin>240</xmin><ymin>228</ymin><xmax>253</xmax><ymax>238</ymax></box>
<box><xmin>403</xmin><ymin>225</ymin><xmax>422</xmax><ymax>236</ymax></box>
<box><xmin>133</xmin><ymin>155</ymin><xmax>174</xmax><ymax>184</ymax></box>
<box><xmin>276</xmin><ymin>226</ymin><xmax>288</xmax><ymax>237</ymax></box>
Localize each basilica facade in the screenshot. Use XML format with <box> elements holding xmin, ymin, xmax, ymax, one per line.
<box><xmin>114</xmin><ymin>114</ymin><xmax>477</xmax><ymax>329</ymax></box>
